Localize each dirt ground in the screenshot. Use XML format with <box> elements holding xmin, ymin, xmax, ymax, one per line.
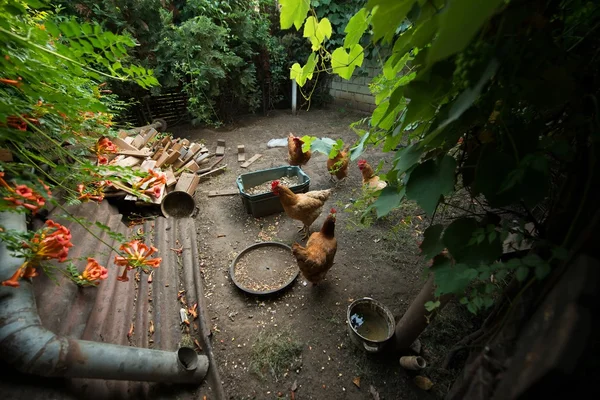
<box><xmin>171</xmin><ymin>109</ymin><xmax>473</xmax><ymax>400</ymax></box>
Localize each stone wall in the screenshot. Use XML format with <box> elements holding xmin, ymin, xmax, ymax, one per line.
<box><xmin>329</xmin><ymin>61</ymin><xmax>380</xmax><ymax>113</ymax></box>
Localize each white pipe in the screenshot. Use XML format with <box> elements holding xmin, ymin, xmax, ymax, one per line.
<box><xmin>291</xmin><ymin>79</ymin><xmax>297</xmax><ymax>115</ymax></box>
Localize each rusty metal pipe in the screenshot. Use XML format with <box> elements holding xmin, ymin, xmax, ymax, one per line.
<box><xmin>130</xmin><ymin>118</ymin><xmax>167</xmax><ymax>133</ymax></box>
<box><xmin>0</xmin><ymin>212</ymin><xmax>208</xmax><ymax>383</ymax></box>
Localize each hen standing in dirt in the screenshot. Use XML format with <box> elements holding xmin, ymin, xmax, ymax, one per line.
<box><xmin>288</xmin><ymin>133</ymin><xmax>311</xmax><ymax>168</ymax></box>
<box><xmin>358</xmin><ymin>159</ymin><xmax>387</xmax><ymax>190</ymax></box>
<box><xmin>327</xmin><ymin>145</ymin><xmax>350</xmax><ymax>183</ymax></box>
<box><xmin>292</xmin><ymin>208</ymin><xmax>337</xmax><ymax>285</ymax></box>
<box><xmin>271</xmin><ymin>180</ymin><xmax>331</xmax><ymax>239</ymax></box>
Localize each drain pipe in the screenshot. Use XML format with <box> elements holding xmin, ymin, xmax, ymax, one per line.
<box><xmin>0</xmin><ymin>211</ymin><xmax>208</xmax><ymax>383</ymax></box>
<box><xmin>291</xmin><ymin>79</ymin><xmax>297</xmax><ymax>115</ymax></box>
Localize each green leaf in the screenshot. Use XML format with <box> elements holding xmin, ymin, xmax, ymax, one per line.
<box><xmin>459</xmin><ymin>297</ymin><xmax>468</xmax><ymax>305</ymax></box>
<box><xmin>422</xmin><ymin>59</ymin><xmax>499</xmax><ymax>146</ymax></box>
<box><xmin>279</xmin><ymin>0</ymin><xmax>310</xmax><ymax>30</ymax></box>
<box><xmin>367</xmin><ymin>0</ymin><xmax>417</xmax><ymax>44</ymax></box>
<box><xmin>522</xmin><ymin>253</ymin><xmax>544</xmax><ymax>268</ymax></box>
<box><xmin>420</xmin><ymin>224</ymin><xmax>445</xmax><ymax>259</ymax></box>
<box><xmin>488</xmin><ymin>231</ymin><xmax>497</xmax><ymax>244</ymax></box>
<box><xmin>344</xmin><ymin>8</ymin><xmax>370</xmax><ymax>49</ymax></box>
<box><xmin>45</xmin><ymin>20</ymin><xmax>60</xmax><ymax>37</ymax></box>
<box><xmin>427</xmin><ymin>0</ymin><xmax>504</xmax><ymax>65</ymax></box>
<box><xmin>516</xmin><ymin>266</ymin><xmax>529</xmax><ymax>282</ymax></box>
<box><xmin>303</xmin><ymin>16</ymin><xmax>333</xmax><ymax>50</ymax></box>
<box><xmin>424</xmin><ymin>300</ymin><xmax>441</xmax><ymax>312</ymax></box>
<box><xmin>331</xmin><ymin>45</ymin><xmax>364</xmax><ymax>80</ymax></box>
<box><xmin>433</xmin><ymin>261</ymin><xmax>477</xmax><ymax>296</ymax></box>
<box><xmin>535</xmin><ymin>263</ymin><xmax>551</xmax><ymax>280</ymax></box>
<box><xmin>290</xmin><ymin>53</ymin><xmax>318</xmax><ymax>87</ymax></box>
<box><xmin>374</xmin><ymin>186</ymin><xmax>405</xmax><ymax>218</ymax></box>
<box><xmin>309</xmin><ymin>137</ymin><xmax>336</xmax><ymax>155</ymax></box>
<box><xmin>443</xmin><ymin>217</ymin><xmax>502</xmax><ymax>265</ymax></box>
<box><xmin>393</xmin><ymin>143</ymin><xmax>423</xmax><ymax>175</ymax></box>
<box><xmin>405</xmin><ymin>155</ymin><xmax>456</xmax><ymax>216</ymax></box>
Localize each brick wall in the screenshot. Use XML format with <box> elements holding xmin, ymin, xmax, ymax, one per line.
<box><xmin>329</xmin><ymin>61</ymin><xmax>380</xmax><ymax>113</ymax></box>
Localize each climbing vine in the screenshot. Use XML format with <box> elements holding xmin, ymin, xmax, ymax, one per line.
<box><xmin>280</xmin><ymin>0</ymin><xmax>600</xmax><ymax>314</ymax></box>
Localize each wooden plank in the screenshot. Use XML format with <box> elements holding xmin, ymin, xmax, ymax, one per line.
<box><xmin>142</xmin><ymin>128</ymin><xmax>158</xmax><ymax>147</ymax></box>
<box><xmin>195</xmin><ymin>153</ymin><xmax>212</xmax><ymax>165</ymax></box>
<box><xmin>198</xmin><ymin>165</ymin><xmax>227</xmax><ymax>182</ymax></box>
<box><xmin>165</xmin><ymin>168</ymin><xmax>177</xmax><ymax>187</ymax></box>
<box><xmin>172</xmin><ymin>157</ymin><xmax>186</xmax><ymax>169</ymax></box>
<box><xmin>237</xmin><ymin>145</ymin><xmax>245</xmax><ymax>162</ymax></box>
<box><xmin>175</xmin><ymin>172</ymin><xmax>200</xmax><ymax>195</ymax></box>
<box><xmin>181</xmin><ymin>143</ymin><xmax>203</xmax><ymax>164</ymax></box>
<box><xmin>177</xmin><ymin>160</ymin><xmax>199</xmax><ymax>175</ymax></box>
<box><xmin>132</xmin><ymin>134</ymin><xmax>146</xmax><ymax>148</ymax></box>
<box><xmin>151</xmin><ymin>149</ymin><xmax>164</xmax><ymax>161</ymax></box>
<box><xmin>156</xmin><ymin>149</ymin><xmax>181</xmax><ymax>168</ymax></box>
<box><xmin>113</xmin><ymin>137</ymin><xmax>139</xmax><ymax>152</ymax></box>
<box><xmin>208</xmin><ymin>189</ymin><xmax>239</xmax><ymax>197</ymax></box>
<box><xmin>115</xmin><ymin>156</ymin><xmax>142</xmax><ymax>168</ymax></box>
<box><xmin>197</xmin><ymin>156</ymin><xmax>224</xmax><ymax>175</ymax></box>
<box><xmin>124</xmin><ymin>136</ymin><xmax>135</xmax><ymax>145</ymax></box>
<box><xmin>155</xmin><ymin>150</ymin><xmax>172</xmax><ymax>168</ymax></box>
<box><xmin>140</xmin><ymin>159</ymin><xmax>157</xmax><ymax>171</ymax></box>
<box><xmin>171</xmin><ymin>141</ymin><xmax>184</xmax><ymax>152</ymax></box>
<box><xmin>240</xmin><ymin>154</ymin><xmax>262</xmax><ymax>168</ymax></box>
<box><xmin>216</xmin><ymin>139</ymin><xmax>226</xmax><ymax>156</ymax></box>
<box><xmin>117</xmin><ymin>149</ymin><xmax>151</xmax><ymax>158</ymax></box>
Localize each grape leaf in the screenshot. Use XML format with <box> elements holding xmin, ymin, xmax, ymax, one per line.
<box><xmin>304</xmin><ymin>16</ymin><xmax>333</xmax><ymax>51</ymax></box>
<box><xmin>420</xmin><ymin>224</ymin><xmax>445</xmax><ymax>260</ymax></box>
<box><xmin>367</xmin><ymin>0</ymin><xmax>417</xmax><ymax>44</ymax></box>
<box><xmin>280</xmin><ymin>0</ymin><xmax>310</xmax><ymax>30</ymax></box>
<box><xmin>393</xmin><ymin>143</ymin><xmax>423</xmax><ymax>175</ymax></box>
<box><xmin>373</xmin><ymin>186</ymin><xmax>405</xmax><ymax>218</ymax></box>
<box><xmin>406</xmin><ymin>155</ymin><xmax>456</xmax><ymax>216</ymax></box>
<box><xmin>428</xmin><ymin>0</ymin><xmax>504</xmax><ymax>64</ymax></box>
<box><xmin>331</xmin><ymin>45</ymin><xmax>364</xmax><ymax>80</ymax></box>
<box><xmin>344</xmin><ymin>8</ymin><xmax>370</xmax><ymax>49</ymax></box>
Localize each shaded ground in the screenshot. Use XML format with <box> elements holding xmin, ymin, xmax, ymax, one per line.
<box><xmin>171</xmin><ymin>109</ymin><xmax>473</xmax><ymax>400</ymax></box>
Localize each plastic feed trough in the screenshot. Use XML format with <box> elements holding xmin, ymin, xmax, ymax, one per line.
<box><xmin>236</xmin><ymin>166</ymin><xmax>310</xmax><ymax>218</ymax></box>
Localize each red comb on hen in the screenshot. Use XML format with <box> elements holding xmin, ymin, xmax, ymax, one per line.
<box><xmin>330</xmin><ymin>208</ymin><xmax>337</xmax><ymax>214</ymax></box>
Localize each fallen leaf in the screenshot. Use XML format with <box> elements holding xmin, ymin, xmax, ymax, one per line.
<box><xmin>352</xmin><ymin>376</ymin><xmax>361</xmax><ymax>388</ymax></box>
<box><xmin>188</xmin><ymin>303</ymin><xmax>198</xmax><ymax>319</ymax></box>
<box><xmin>149</xmin><ymin>320</ymin><xmax>155</xmax><ymax>335</ymax></box>
<box><xmin>413</xmin><ymin>376</ymin><xmax>434</xmax><ymax>391</ymax></box>
<box><xmin>194</xmin><ymin>338</ymin><xmax>203</xmax><ymax>351</ymax></box>
<box><xmin>127</xmin><ymin>323</ymin><xmax>134</xmax><ymax>338</ymax></box>
<box><xmin>322</xmin><ymin>384</ymin><xmax>326</xmax><ymax>389</ymax></box>
<box><xmin>369</xmin><ymin>385</ymin><xmax>380</xmax><ymax>400</ymax></box>
<box><xmin>170</xmin><ymin>246</ymin><xmax>183</xmax><ymax>255</ymax></box>
<box><xmin>291</xmin><ymin>380</ymin><xmax>298</xmax><ymax>392</ymax></box>
<box><xmin>147</xmin><ymin>272</ymin><xmax>153</xmax><ymax>283</ymax></box>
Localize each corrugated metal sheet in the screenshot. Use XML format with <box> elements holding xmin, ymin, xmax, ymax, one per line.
<box><xmin>0</xmin><ymin>201</ymin><xmax>224</xmax><ymax>399</ymax></box>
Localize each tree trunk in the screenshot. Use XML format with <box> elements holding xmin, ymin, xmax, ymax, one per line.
<box><xmin>394</xmin><ymin>274</ymin><xmax>453</xmax><ymax>352</ymax></box>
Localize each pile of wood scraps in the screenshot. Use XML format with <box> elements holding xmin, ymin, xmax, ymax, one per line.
<box><xmin>103</xmin><ymin>127</ymin><xmax>227</xmax><ymax>206</ymax></box>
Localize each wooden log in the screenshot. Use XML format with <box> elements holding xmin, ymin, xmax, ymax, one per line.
<box><xmin>240</xmin><ymin>154</ymin><xmax>262</xmax><ymax>168</ymax></box>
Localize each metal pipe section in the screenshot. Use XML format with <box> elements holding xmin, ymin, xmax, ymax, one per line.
<box><xmin>291</xmin><ymin>80</ymin><xmax>297</xmax><ymax>115</ymax></box>
<box><xmin>0</xmin><ymin>211</ymin><xmax>208</xmax><ymax>384</ymax></box>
